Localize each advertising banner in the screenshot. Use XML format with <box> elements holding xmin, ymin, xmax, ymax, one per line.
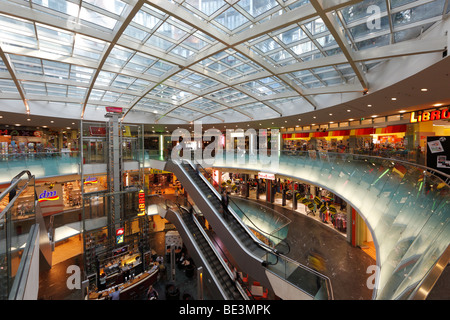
<box><xmin>426</xmin><ymin>136</ymin><xmax>450</xmax><ymax>175</ymax></box>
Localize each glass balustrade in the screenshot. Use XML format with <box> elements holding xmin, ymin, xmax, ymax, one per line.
<box><xmin>211</xmin><ymin>150</ymin><xmax>450</xmax><ymax>300</ymax></box>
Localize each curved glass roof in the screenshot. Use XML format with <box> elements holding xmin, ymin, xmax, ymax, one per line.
<box><xmin>0</xmin><ymin>0</ymin><xmax>448</xmax><ymax>125</ymax></box>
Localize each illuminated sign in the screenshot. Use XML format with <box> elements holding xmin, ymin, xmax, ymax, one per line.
<box><xmin>138</xmin><ymin>189</ymin><xmax>146</xmax><ymax>216</ymax></box>
<box><xmin>116</xmin><ymin>227</ymin><xmax>124</xmax><ymax>244</ymax></box>
<box><xmin>84</xmin><ymin>176</ymin><xmax>98</xmax><ymax>185</ymax></box>
<box><xmin>258</xmin><ymin>172</ymin><xmax>275</xmax><ymax>180</ymax></box>
<box><xmin>38</xmin><ymin>190</ymin><xmax>60</xmax><ymax>202</ymax></box>
<box><xmin>410</xmin><ymin>108</ymin><xmax>449</xmax><ymax>123</ymax></box>
<box><xmin>106</xmin><ymin>107</ymin><xmax>123</xmax><ymax>113</ymax></box>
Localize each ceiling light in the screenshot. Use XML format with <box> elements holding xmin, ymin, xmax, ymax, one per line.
<box><xmin>433</xmin><ymin>103</ymin><xmax>443</xmax><ymax>107</ymax></box>
<box><xmin>399</xmin><ymin>110</ymin><xmax>406</xmax><ymax>113</ymax></box>
<box><xmin>391</xmin><ymin>98</ymin><xmax>397</xmax><ymax>101</ymax></box>
<box><xmin>367</xmin><ymin>104</ymin><xmax>372</xmax><ymax>107</ymax></box>
<box><xmin>66</xmin><ymin>127</ymin><xmax>71</xmax><ymax>129</ymax></box>
<box><xmin>313</xmin><ymin>116</ymin><xmax>316</xmax><ymax>119</ymax></box>
<box><xmin>349</xmin><ymin>119</ymin><xmax>354</xmax><ymax>121</ymax></box>
<box><xmin>329</xmin><ymin>113</ymin><xmax>333</xmax><ymax>116</ymax></box>
<box><xmin>15</xmin><ymin>124</ymin><xmax>21</xmax><ymax>126</ymax></box>
<box><xmin>329</xmin><ymin>121</ymin><xmax>334</xmax><ymax>124</ymax></box>
<box><xmin>27</xmin><ymin>118</ymin><xmax>31</xmax><ymax>121</ymax></box>
<box><xmin>421</xmin><ymin>88</ymin><xmax>428</xmax><ymax>92</ymax></box>
<box><xmin>50</xmin><ymin>120</ymin><xmax>54</xmax><ymax>123</ymax></box>
<box><xmin>296</xmin><ymin>125</ymin><xmax>299</xmax><ymax>127</ymax></box>
<box><xmin>371</xmin><ymin>115</ymin><xmax>377</xmax><ymax>118</ymax></box>
<box><xmin>298</xmin><ymin>118</ymin><xmax>301</xmax><ymax>121</ymax></box>
<box><xmin>347</xmin><ymin>109</ymin><xmax>351</xmax><ymax>112</ymax></box>
<box><xmin>0</xmin><ymin>116</ymin><xmax>3</xmax><ymax>119</ymax></box>
<box><xmin>42</xmin><ymin>126</ymin><xmax>48</xmax><ymax>128</ymax></box>
<box><xmin>72</xmin><ymin>122</ymin><xmax>75</xmax><ymax>125</ymax></box>
<box><xmin>284</xmin><ymin>120</ymin><xmax>287</xmax><ymax>123</ymax></box>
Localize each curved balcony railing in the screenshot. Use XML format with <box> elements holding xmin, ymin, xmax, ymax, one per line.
<box><xmin>210</xmin><ymin>150</ymin><xmax>450</xmax><ymax>300</ymax></box>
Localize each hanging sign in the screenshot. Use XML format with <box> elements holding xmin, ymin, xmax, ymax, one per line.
<box><xmin>105</xmin><ymin>107</ymin><xmax>123</xmax><ymax>113</ymax></box>
<box><xmin>116</xmin><ymin>227</ymin><xmax>124</xmax><ymax>244</ymax></box>
<box><xmin>137</xmin><ymin>189</ymin><xmax>146</xmax><ymax>216</ymax></box>
<box><xmin>410</xmin><ymin>108</ymin><xmax>449</xmax><ymax>123</ymax></box>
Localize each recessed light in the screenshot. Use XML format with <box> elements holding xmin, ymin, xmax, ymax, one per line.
<box><xmin>15</xmin><ymin>124</ymin><xmax>21</xmax><ymax>126</ymax></box>
<box><xmin>421</xmin><ymin>88</ymin><xmax>428</xmax><ymax>92</ymax></box>
<box><xmin>313</xmin><ymin>116</ymin><xmax>316</xmax><ymax>119</ymax></box>
<box><xmin>72</xmin><ymin>122</ymin><xmax>75</xmax><ymax>125</ymax></box>
<box><xmin>329</xmin><ymin>113</ymin><xmax>333</xmax><ymax>116</ymax></box>
<box><xmin>0</xmin><ymin>116</ymin><xmax>3</xmax><ymax>119</ymax></box>
<box><xmin>367</xmin><ymin>104</ymin><xmax>372</xmax><ymax>107</ymax></box>
<box><xmin>42</xmin><ymin>125</ymin><xmax>48</xmax><ymax>128</ymax></box>
<box><xmin>391</xmin><ymin>98</ymin><xmax>397</xmax><ymax>101</ymax></box>
<box><xmin>433</xmin><ymin>103</ymin><xmax>443</xmax><ymax>107</ymax></box>
<box><xmin>284</xmin><ymin>120</ymin><xmax>287</xmax><ymax>123</ymax></box>
<box><xmin>296</xmin><ymin>125</ymin><xmax>299</xmax><ymax>127</ymax></box>
<box><xmin>329</xmin><ymin>121</ymin><xmax>334</xmax><ymax>124</ymax></box>
<box><xmin>27</xmin><ymin>118</ymin><xmax>31</xmax><ymax>121</ymax></box>
<box><xmin>50</xmin><ymin>120</ymin><xmax>54</xmax><ymax>123</ymax></box>
<box><xmin>371</xmin><ymin>115</ymin><xmax>377</xmax><ymax>118</ymax></box>
<box><xmin>399</xmin><ymin>110</ymin><xmax>406</xmax><ymax>113</ymax></box>
<box><xmin>66</xmin><ymin>127</ymin><xmax>71</xmax><ymax>129</ymax></box>
<box><xmin>349</xmin><ymin>119</ymin><xmax>354</xmax><ymax>121</ymax></box>
<box><xmin>347</xmin><ymin>109</ymin><xmax>351</xmax><ymax>112</ymax></box>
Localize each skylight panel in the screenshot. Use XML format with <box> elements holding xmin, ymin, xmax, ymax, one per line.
<box><xmin>183</xmin><ymin>0</ymin><xmax>227</xmax><ymax>17</ymax></box>
<box><xmin>237</xmin><ymin>0</ymin><xmax>279</xmax><ymax>18</ymax></box>
<box><xmin>214</xmin><ymin>6</ymin><xmax>248</xmax><ymax>31</ymax></box>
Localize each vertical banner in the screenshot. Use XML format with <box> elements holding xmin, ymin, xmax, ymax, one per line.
<box><xmin>426</xmin><ymin>136</ymin><xmax>450</xmax><ymax>175</ymax></box>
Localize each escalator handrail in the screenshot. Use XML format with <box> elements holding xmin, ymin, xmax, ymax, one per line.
<box><xmin>182</xmin><ymin>159</ymin><xmax>277</xmax><ymax>256</ymax></box>
<box><xmin>0</xmin><ymin>170</ymin><xmax>35</xmax><ymax>220</ymax></box>
<box><xmin>164</xmin><ymin>197</ymin><xmax>248</xmax><ymax>300</ymax></box>
<box><xmin>191</xmin><ymin>159</ymin><xmax>290</xmax><ymax>255</ymax></box>
<box><xmin>187</xmin><ymin>161</ymin><xmax>333</xmax><ymax>299</ymax></box>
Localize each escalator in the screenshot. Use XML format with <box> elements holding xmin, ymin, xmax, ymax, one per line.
<box><xmin>163</xmin><ymin>199</ymin><xmax>247</xmax><ymax>300</ymax></box>
<box><xmin>165</xmin><ymin>160</ymin><xmax>333</xmax><ymax>300</ymax></box>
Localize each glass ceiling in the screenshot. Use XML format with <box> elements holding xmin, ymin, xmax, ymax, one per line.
<box><xmin>0</xmin><ymin>0</ymin><xmax>447</xmax><ymax>124</ymax></box>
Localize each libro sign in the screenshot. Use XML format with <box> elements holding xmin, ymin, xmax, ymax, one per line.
<box><xmin>137</xmin><ymin>189</ymin><xmax>146</xmax><ymax>216</ymax></box>
<box><xmin>410</xmin><ymin>107</ymin><xmax>449</xmax><ymax>123</ymax></box>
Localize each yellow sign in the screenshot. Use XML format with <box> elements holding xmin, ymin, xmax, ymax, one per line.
<box><xmin>138</xmin><ymin>189</ymin><xmax>146</xmax><ymax>216</ymax></box>
<box><xmin>410</xmin><ymin>108</ymin><xmax>449</xmax><ymax>123</ymax></box>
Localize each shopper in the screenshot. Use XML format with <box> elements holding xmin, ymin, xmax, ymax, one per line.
<box><xmin>147</xmin><ymin>285</ymin><xmax>159</xmax><ymax>300</ymax></box>
<box><xmin>109</xmin><ymin>286</ymin><xmax>121</xmax><ymax>300</ymax></box>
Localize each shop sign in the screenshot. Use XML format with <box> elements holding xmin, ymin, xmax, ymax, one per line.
<box><xmin>258</xmin><ymin>172</ymin><xmax>275</xmax><ymax>180</ymax></box>
<box><xmin>0</xmin><ymin>129</ymin><xmax>42</xmax><ymax>137</ymax></box>
<box><xmin>105</xmin><ymin>107</ymin><xmax>123</xmax><ymax>113</ymax></box>
<box><xmin>89</xmin><ymin>126</ymin><xmax>106</xmax><ymax>136</ymax></box>
<box><xmin>116</xmin><ymin>227</ymin><xmax>124</xmax><ymax>244</ymax></box>
<box><xmin>137</xmin><ymin>189</ymin><xmax>146</xmax><ymax>216</ymax></box>
<box><xmin>84</xmin><ymin>176</ymin><xmax>98</xmax><ymax>185</ymax></box>
<box><xmin>410</xmin><ymin>108</ymin><xmax>450</xmax><ymax>123</ymax></box>
<box><xmin>38</xmin><ymin>190</ymin><xmax>60</xmax><ymax>202</ymax></box>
